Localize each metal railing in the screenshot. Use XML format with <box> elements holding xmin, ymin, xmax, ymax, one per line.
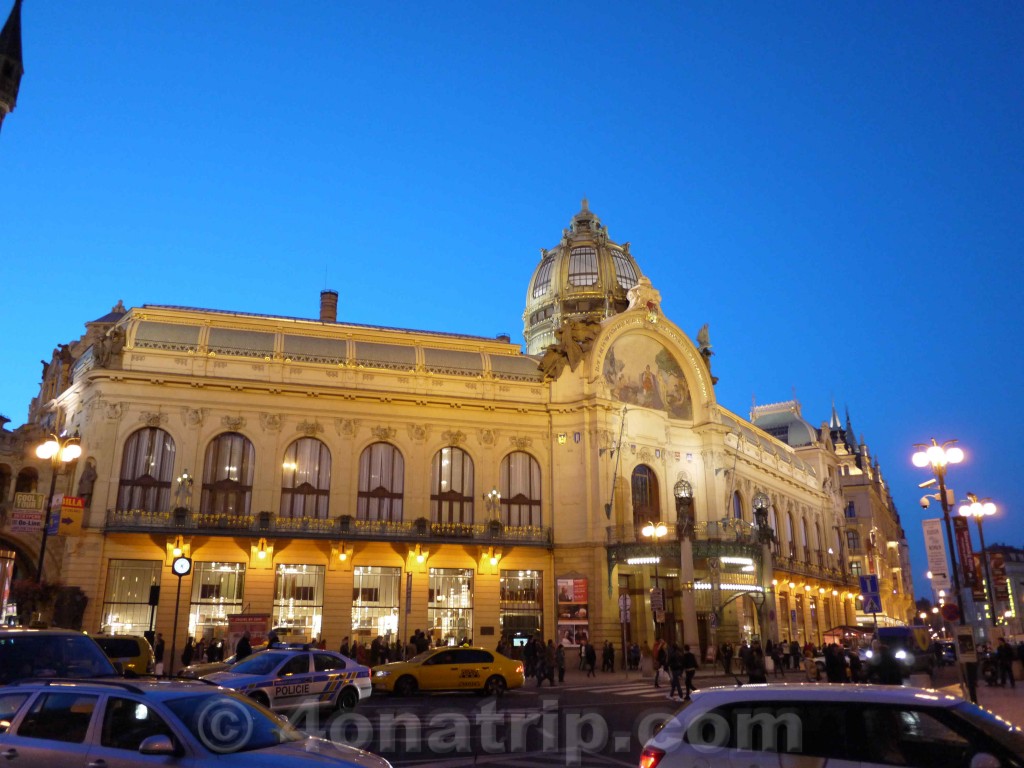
<box><xmin>104</xmin><ymin>509</ymin><xmax>551</xmax><ymax>545</ymax></box>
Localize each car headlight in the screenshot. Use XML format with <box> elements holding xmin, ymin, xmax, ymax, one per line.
<box><xmin>894</xmin><ymin>650</ymin><xmax>907</xmax><ymax>661</ymax></box>
<box><xmin>374</xmin><ymin>670</ymin><xmax>391</xmax><ymax>678</ymax></box>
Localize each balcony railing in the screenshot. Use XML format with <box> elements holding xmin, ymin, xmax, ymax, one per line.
<box><xmin>605</xmin><ymin>518</ymin><xmax>763</xmax><ymax>546</ymax></box>
<box><xmin>104</xmin><ymin>509</ymin><xmax>551</xmax><ymax>546</ymax></box>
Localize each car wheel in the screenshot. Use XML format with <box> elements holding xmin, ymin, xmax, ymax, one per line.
<box><xmin>395</xmin><ymin>676</ymin><xmax>418</xmax><ymax>697</ymax></box>
<box><xmin>484</xmin><ymin>675</ymin><xmax>507</xmax><ymax>696</ymax></box>
<box><xmin>337</xmin><ymin>687</ymin><xmax>359</xmax><ymax>710</ymax></box>
<box><xmin>249</xmin><ymin>691</ymin><xmax>270</xmax><ymax>708</ymax></box>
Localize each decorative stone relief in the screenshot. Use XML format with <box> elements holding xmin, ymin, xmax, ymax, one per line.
<box><xmin>478</xmin><ymin>429</ymin><xmax>496</xmax><ymax>447</ymax></box>
<box><xmin>182</xmin><ymin>408</ymin><xmax>206</xmax><ymax>427</ymax></box>
<box><xmin>407</xmin><ymin>424</ymin><xmax>428</xmax><ymax>442</ymax></box>
<box><xmin>509</xmin><ymin>436</ymin><xmax>532</xmax><ymax>450</ymax></box>
<box><xmin>638</xmin><ymin>447</ymin><xmax>654</xmax><ymax>464</ymax></box>
<box><xmin>222</xmin><ymin>415</ymin><xmax>246</xmax><ymax>430</ymax></box>
<box><xmin>443</xmin><ymin>430</ymin><xmax>467</xmax><ymax>447</ymax></box>
<box><xmin>259</xmin><ymin>413</ymin><xmax>282</xmax><ymax>432</ymax></box>
<box><xmin>297</xmin><ymin>419</ymin><xmax>323</xmax><ymax>436</ymax></box>
<box><xmin>372</xmin><ymin>426</ymin><xmax>397</xmax><ymax>441</ymax></box>
<box><xmin>335</xmin><ymin>418</ymin><xmax>357</xmax><ymax>437</ymax></box>
<box><xmin>139</xmin><ymin>412</ymin><xmax>165</xmax><ymax>428</ymax></box>
<box><xmin>105</xmin><ymin>402</ymin><xmax>124</xmax><ymax>421</ymax></box>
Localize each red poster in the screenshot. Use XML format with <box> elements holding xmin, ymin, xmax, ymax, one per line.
<box><xmin>954</xmin><ymin>517</ymin><xmax>975</xmax><ymax>587</ymax></box>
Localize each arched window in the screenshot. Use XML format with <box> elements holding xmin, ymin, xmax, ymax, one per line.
<box><xmin>201</xmin><ymin>432</ymin><xmax>255</xmax><ymax>516</ymax></box>
<box><xmin>431</xmin><ymin>447</ymin><xmax>474</xmax><ymax>524</ymax></box>
<box><xmin>815</xmin><ymin>522</ymin><xmax>824</xmax><ymax>564</ymax></box>
<box><xmin>15</xmin><ymin>468</ymin><xmax>37</xmax><ymax>494</ymax></box>
<box><xmin>732</xmin><ymin>491</ymin><xmax>743</xmax><ymax>520</ymax></box>
<box><xmin>768</xmin><ymin>506</ymin><xmax>780</xmax><ymax>555</ymax></box>
<box><xmin>800</xmin><ymin>518</ymin><xmax>810</xmax><ymax>561</ymax></box>
<box><xmin>630</xmin><ymin>465</ymin><xmax>660</xmax><ymax>528</ymax></box>
<box><xmin>785</xmin><ymin>512</ymin><xmax>795</xmax><ymax>557</ymax></box>
<box><xmin>117</xmin><ymin>428</ymin><xmax>176</xmax><ymax>512</ymax></box>
<box><xmin>499</xmin><ymin>452</ymin><xmax>541</xmax><ymax>527</ymax></box>
<box><xmin>357</xmin><ymin>443</ymin><xmax>404</xmax><ymax>522</ymax></box>
<box><xmin>280</xmin><ymin>438</ymin><xmax>331</xmax><ymax>518</ymax></box>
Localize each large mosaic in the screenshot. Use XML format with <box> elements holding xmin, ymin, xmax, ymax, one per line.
<box><xmin>602</xmin><ymin>335</ymin><xmax>693</xmax><ymax>420</ymax></box>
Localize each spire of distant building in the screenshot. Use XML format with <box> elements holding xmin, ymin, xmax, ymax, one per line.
<box><xmin>0</xmin><ymin>0</ymin><xmax>24</xmax><ymax>134</ymax></box>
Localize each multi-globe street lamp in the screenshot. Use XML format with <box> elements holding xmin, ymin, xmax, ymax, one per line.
<box><xmin>911</xmin><ymin>437</ymin><xmax>976</xmax><ymax>702</ymax></box>
<box><xmin>959</xmin><ymin>494</ymin><xmax>997</xmax><ymax>624</ymax></box>
<box><xmin>34</xmin><ymin>433</ymin><xmax>82</xmax><ymax>581</ymax></box>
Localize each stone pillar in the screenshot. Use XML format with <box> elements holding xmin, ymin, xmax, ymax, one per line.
<box><xmin>761</xmin><ymin>540</ymin><xmax>778</xmax><ymax>643</ymax></box>
<box><xmin>679</xmin><ymin>534</ymin><xmax>699</xmax><ymax>650</ymax></box>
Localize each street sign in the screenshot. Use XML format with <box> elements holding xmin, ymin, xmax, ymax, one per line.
<box><xmin>649</xmin><ymin>587</ymin><xmax>664</xmax><ymax>613</ymax></box>
<box><xmin>861</xmin><ymin>594</ymin><xmax>882</xmax><ymax>613</ymax></box>
<box><xmin>618</xmin><ymin>593</ymin><xmax>632</xmax><ymax>623</ymax></box>
<box><xmin>859</xmin><ymin>574</ymin><xmax>881</xmax><ymax>614</ymax></box>
<box><xmin>940</xmin><ymin>603</ymin><xmax>960</xmax><ymax>623</ymax></box>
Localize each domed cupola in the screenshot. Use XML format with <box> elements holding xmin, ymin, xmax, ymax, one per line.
<box><xmin>523</xmin><ymin>200</ymin><xmax>644</xmax><ymax>354</ymax></box>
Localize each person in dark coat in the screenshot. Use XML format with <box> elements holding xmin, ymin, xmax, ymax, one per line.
<box><xmin>181</xmin><ymin>637</ymin><xmax>194</xmax><ymax>667</ymax></box>
<box><xmin>584</xmin><ymin>641</ymin><xmax>597</xmax><ymax>677</ymax></box>
<box><xmin>667</xmin><ymin>644</ymin><xmax>685</xmax><ymax>699</ymax></box>
<box><xmin>235</xmin><ymin>631</ymin><xmax>252</xmax><ymax>661</ymax></box>
<box><xmin>682</xmin><ymin>644</ymin><xmax>699</xmax><ymax>699</ymax></box>
<box><xmin>154</xmin><ymin>633</ymin><xmax>165</xmax><ymax>674</ymax></box>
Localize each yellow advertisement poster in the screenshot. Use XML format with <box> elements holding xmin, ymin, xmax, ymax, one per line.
<box><xmin>57</xmin><ymin>496</ymin><xmax>85</xmax><ymax>535</ymax></box>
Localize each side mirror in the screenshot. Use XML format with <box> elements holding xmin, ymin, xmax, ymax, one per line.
<box><xmin>138</xmin><ymin>735</ymin><xmax>177</xmax><ymax>755</ymax></box>
<box><xmin>970</xmin><ymin>753</ymin><xmax>1001</xmax><ymax>768</ymax></box>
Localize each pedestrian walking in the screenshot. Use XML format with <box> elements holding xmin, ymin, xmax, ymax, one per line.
<box><xmin>584</xmin><ymin>640</ymin><xmax>597</xmax><ymax>677</ymax></box>
<box><xmin>996</xmin><ymin>638</ymin><xmax>1016</xmax><ymax>688</ymax></box>
<box><xmin>556</xmin><ymin>643</ymin><xmax>566</xmax><ymax>683</ymax></box>
<box><xmin>235</xmin><ymin>630</ymin><xmax>252</xmax><ymax>661</ymax></box>
<box><xmin>682</xmin><ymin>644</ymin><xmax>698</xmax><ymax>699</ymax></box>
<box><xmin>154</xmin><ymin>632</ymin><xmax>165</xmax><ymax>675</ymax></box>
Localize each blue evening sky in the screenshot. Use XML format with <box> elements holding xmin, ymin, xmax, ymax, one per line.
<box><xmin>2</xmin><ymin>2</ymin><xmax>1022</xmax><ymax>599</ymax></box>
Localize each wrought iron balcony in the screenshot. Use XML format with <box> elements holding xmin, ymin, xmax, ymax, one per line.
<box><xmin>103</xmin><ymin>509</ymin><xmax>551</xmax><ymax>546</ymax></box>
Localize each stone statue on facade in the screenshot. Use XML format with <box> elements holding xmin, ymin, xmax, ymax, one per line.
<box><xmin>539</xmin><ymin>318</ymin><xmax>602</xmax><ymax>380</ymax></box>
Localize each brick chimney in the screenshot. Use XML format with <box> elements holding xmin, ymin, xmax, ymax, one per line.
<box><xmin>319</xmin><ymin>290</ymin><xmax>338</xmax><ymax>323</ymax></box>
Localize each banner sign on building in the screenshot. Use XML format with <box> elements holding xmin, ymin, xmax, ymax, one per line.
<box><xmin>922</xmin><ymin>519</ymin><xmax>951</xmax><ymax>592</ymax></box>
<box><xmin>556</xmin><ymin>576</ymin><xmax>589</xmax><ymax>647</ymax></box>
<box><xmin>57</xmin><ymin>496</ymin><xmax>85</xmax><ymax>535</ymax></box>
<box><xmin>9</xmin><ymin>493</ymin><xmax>45</xmax><ymax>532</ymax></box>
<box><xmin>953</xmin><ymin>516</ymin><xmax>976</xmax><ymax>587</ymax></box>
<box><xmin>991</xmin><ymin>553</ymin><xmax>1008</xmax><ymax>601</ymax></box>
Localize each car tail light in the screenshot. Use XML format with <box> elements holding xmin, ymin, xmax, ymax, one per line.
<box><xmin>639</xmin><ymin>746</ymin><xmax>665</xmax><ymax>768</ymax></box>
<box><xmin>516</xmin><ymin>663</ymin><xmax>524</xmax><ymax>675</ymax></box>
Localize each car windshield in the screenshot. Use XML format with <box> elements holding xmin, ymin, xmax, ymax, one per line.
<box><xmin>0</xmin><ymin>634</ymin><xmax>117</xmax><ymax>683</ymax></box>
<box><xmin>165</xmin><ymin>692</ymin><xmax>304</xmax><ymax>753</ymax></box>
<box><xmin>229</xmin><ymin>653</ymin><xmax>284</xmax><ymax>676</ymax></box>
<box><xmin>952</xmin><ymin>701</ymin><xmax>1024</xmax><ymax>753</ymax></box>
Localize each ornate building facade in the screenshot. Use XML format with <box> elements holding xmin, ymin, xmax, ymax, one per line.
<box><xmin>0</xmin><ymin>203</ymin><xmax>913</xmax><ymax>664</ymax></box>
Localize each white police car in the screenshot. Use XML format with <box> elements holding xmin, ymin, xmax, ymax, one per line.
<box><xmin>205</xmin><ymin>647</ymin><xmax>371</xmax><ymax>712</ymax></box>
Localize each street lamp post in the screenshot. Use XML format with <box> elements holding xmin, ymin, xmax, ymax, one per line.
<box><xmin>674</xmin><ymin>479</ymin><xmax>700</xmax><ymax>651</ymax></box>
<box><xmin>912</xmin><ymin>438</ymin><xmax>977</xmax><ymax>703</ymax></box>
<box><xmin>959</xmin><ymin>495</ymin><xmax>997</xmax><ymax>625</ymax></box>
<box><xmin>642</xmin><ymin>521</ymin><xmax>667</xmax><ymax>639</ymax></box>
<box><xmin>34</xmin><ymin>433</ymin><xmax>82</xmax><ymax>582</ymax></box>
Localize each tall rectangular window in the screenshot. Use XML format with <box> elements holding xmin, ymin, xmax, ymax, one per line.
<box><xmin>351</xmin><ymin>566</ymin><xmax>400</xmax><ymax>646</ymax></box>
<box><xmin>500</xmin><ymin>570</ymin><xmax>542</xmax><ymax>639</ymax></box>
<box><xmin>429</xmin><ymin>567</ymin><xmax>473</xmax><ymax>646</ymax></box>
<box><xmin>188</xmin><ymin>562</ymin><xmax>245</xmax><ymax>642</ymax></box>
<box><xmin>101</xmin><ymin>560</ymin><xmax>161</xmax><ymax>635</ymax></box>
<box><xmin>274</xmin><ymin>564</ymin><xmax>325</xmax><ymax>642</ymax></box>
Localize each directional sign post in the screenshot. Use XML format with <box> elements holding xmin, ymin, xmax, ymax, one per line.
<box><xmin>859</xmin><ymin>574</ymin><xmax>881</xmax><ymax>627</ymax></box>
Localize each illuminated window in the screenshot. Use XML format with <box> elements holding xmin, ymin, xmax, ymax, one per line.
<box><xmin>357</xmin><ymin>443</ymin><xmax>404</xmax><ymax>522</ymax></box>
<box><xmin>430</xmin><ymin>447</ymin><xmax>474</xmax><ymax>524</ymax></box>
<box><xmin>280</xmin><ymin>438</ymin><xmax>331</xmax><ymax>518</ymax></box>
<box><xmin>429</xmin><ymin>568</ymin><xmax>473</xmax><ymax>645</ymax></box>
<box><xmin>532</xmin><ymin>255</ymin><xmax>555</xmax><ymax>298</ymax></box>
<box><xmin>351</xmin><ymin>566</ymin><xmax>401</xmax><ymax>642</ymax></box>
<box><xmin>200</xmin><ymin>432</ymin><xmax>254</xmax><ymax>516</ymax></box>
<box><xmin>101</xmin><ymin>559</ymin><xmax>161</xmax><ymax>635</ymax></box>
<box><xmin>500</xmin><ymin>570</ymin><xmax>542</xmax><ymax>638</ymax></box>
<box><xmin>117</xmin><ymin>428</ymin><xmax>176</xmax><ymax>512</ymax></box>
<box><xmin>630</xmin><ymin>465</ymin><xmax>660</xmax><ymax>528</ymax></box>
<box><xmin>188</xmin><ymin>562</ymin><xmax>245</xmax><ymax>640</ymax></box>
<box><xmin>273</xmin><ymin>564</ymin><xmax>325</xmax><ymax>641</ymax></box>
<box><xmin>499</xmin><ymin>452</ymin><xmax>541</xmax><ymax>527</ymax></box>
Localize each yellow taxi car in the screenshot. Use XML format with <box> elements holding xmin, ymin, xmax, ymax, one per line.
<box><xmin>90</xmin><ymin>633</ymin><xmax>155</xmax><ymax>675</ymax></box>
<box><xmin>372</xmin><ymin>646</ymin><xmax>524</xmax><ymax>696</ymax></box>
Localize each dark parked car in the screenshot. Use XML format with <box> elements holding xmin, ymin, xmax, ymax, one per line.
<box><xmin>0</xmin><ymin>627</ymin><xmax>118</xmax><ymax>684</ymax></box>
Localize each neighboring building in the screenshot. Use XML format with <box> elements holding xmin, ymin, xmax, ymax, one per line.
<box><xmin>751</xmin><ymin>400</ymin><xmax>915</xmax><ymax>627</ymax></box>
<box><xmin>980</xmin><ymin>543</ymin><xmax>1023</xmax><ymax>634</ymax></box>
<box><xmin>2</xmin><ymin>203</ymin><xmax>875</xmax><ymax>662</ymax></box>
<box><xmin>0</xmin><ymin>0</ymin><xmax>23</xmax><ymax>133</ymax></box>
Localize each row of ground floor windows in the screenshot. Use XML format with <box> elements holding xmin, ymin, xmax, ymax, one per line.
<box><xmin>99</xmin><ymin>559</ymin><xmax>544</xmax><ymax>647</ymax></box>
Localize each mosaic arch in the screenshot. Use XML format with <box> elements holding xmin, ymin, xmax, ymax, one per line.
<box><xmin>602</xmin><ymin>335</ymin><xmax>693</xmax><ymax>420</ymax></box>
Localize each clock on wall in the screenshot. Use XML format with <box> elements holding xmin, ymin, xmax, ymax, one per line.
<box><xmin>172</xmin><ymin>556</ymin><xmax>192</xmax><ymax>577</ymax></box>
